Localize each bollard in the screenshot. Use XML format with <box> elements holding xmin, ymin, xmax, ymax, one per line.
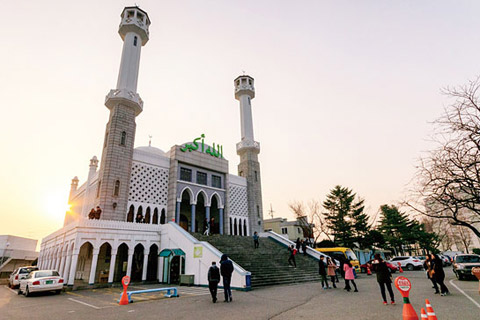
<box><xmin>398</xmin><ymin>262</ymin><xmax>404</xmax><ymax>273</ymax></box>
<box><xmin>472</xmin><ymin>267</ymin><xmax>480</xmax><ymax>295</ymax></box>
<box><xmin>119</xmin><ymin>275</ymin><xmax>130</xmax><ymax>305</ymax></box>
<box><xmin>394</xmin><ymin>276</ymin><xmax>419</xmax><ymax>320</ymax></box>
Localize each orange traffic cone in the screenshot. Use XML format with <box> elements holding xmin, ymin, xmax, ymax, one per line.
<box><xmin>394</xmin><ymin>276</ymin><xmax>419</xmax><ymax>320</ymax></box>
<box><xmin>119</xmin><ymin>276</ymin><xmax>130</xmax><ymax>305</ymax></box>
<box><xmin>420</xmin><ymin>308</ymin><xmax>428</xmax><ymax>319</ymax></box>
<box><xmin>367</xmin><ymin>266</ymin><xmax>372</xmax><ymax>275</ymax></box>
<box><xmin>425</xmin><ymin>299</ymin><xmax>438</xmax><ymax>320</ymax></box>
<box><xmin>398</xmin><ymin>262</ymin><xmax>404</xmax><ymax>273</ymax></box>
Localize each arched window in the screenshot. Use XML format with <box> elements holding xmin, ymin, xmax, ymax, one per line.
<box><xmin>152</xmin><ymin>208</ymin><xmax>158</xmax><ymax>224</ymax></box>
<box><xmin>160</xmin><ymin>209</ymin><xmax>166</xmax><ymax>225</ymax></box>
<box><xmin>229</xmin><ymin>218</ymin><xmax>232</xmax><ymax>235</ymax></box>
<box><xmin>243</xmin><ymin>220</ymin><xmax>247</xmax><ymax>236</ymax></box>
<box><xmin>127</xmin><ymin>205</ymin><xmax>134</xmax><ymax>222</ymax></box>
<box><xmin>145</xmin><ymin>207</ymin><xmax>151</xmax><ymax>224</ymax></box>
<box><xmin>121</xmin><ymin>131</ymin><xmax>126</xmax><ymax>146</ymax></box>
<box><xmin>239</xmin><ymin>219</ymin><xmax>243</xmax><ymax>236</ymax></box>
<box><xmin>114</xmin><ymin>180</ymin><xmax>120</xmax><ymax>196</ymax></box>
<box><xmin>104</xmin><ymin>131</ymin><xmax>109</xmax><ymax>148</ymax></box>
<box><xmin>134</xmin><ymin>36</ymin><xmax>138</xmax><ymax>46</ymax></box>
<box><xmin>96</xmin><ymin>180</ymin><xmax>101</xmax><ymax>198</ymax></box>
<box><xmin>136</xmin><ymin>206</ymin><xmax>143</xmax><ymax>223</ymax></box>
<box><xmin>234</xmin><ymin>218</ymin><xmax>237</xmax><ymax>236</ymax></box>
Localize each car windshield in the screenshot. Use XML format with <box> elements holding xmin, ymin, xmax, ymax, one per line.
<box><xmin>345</xmin><ymin>250</ymin><xmax>358</xmax><ymax>261</ymax></box>
<box><xmin>456</xmin><ymin>256</ymin><xmax>480</xmax><ymax>263</ymax></box>
<box><xmin>35</xmin><ymin>271</ymin><xmax>60</xmax><ymax>278</ymax></box>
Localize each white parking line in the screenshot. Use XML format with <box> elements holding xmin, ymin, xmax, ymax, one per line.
<box><xmin>449</xmin><ymin>279</ymin><xmax>480</xmax><ymax>309</ymax></box>
<box><xmin>67</xmin><ymin>298</ymin><xmax>101</xmax><ymax>310</ymax></box>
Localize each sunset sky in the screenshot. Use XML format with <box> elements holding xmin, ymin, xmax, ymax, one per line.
<box><xmin>2</xmin><ymin>1</ymin><xmax>480</xmax><ymax>244</ymax></box>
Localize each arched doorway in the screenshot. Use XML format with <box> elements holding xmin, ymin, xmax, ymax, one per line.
<box><xmin>114</xmin><ymin>243</ymin><xmax>129</xmax><ymax>282</ymax></box>
<box><xmin>160</xmin><ymin>209</ymin><xmax>166</xmax><ymax>224</ymax></box>
<box><xmin>234</xmin><ymin>218</ymin><xmax>238</xmax><ymax>235</ymax></box>
<box><xmin>136</xmin><ymin>206</ymin><xmax>143</xmax><ymax>223</ymax></box>
<box><xmin>196</xmin><ymin>192</ymin><xmax>207</xmax><ymax>233</ymax></box>
<box><xmin>229</xmin><ymin>218</ymin><xmax>233</xmax><ymax>235</ymax></box>
<box><xmin>179</xmin><ymin>189</ymin><xmax>192</xmax><ymax>231</ymax></box>
<box><xmin>210</xmin><ymin>195</ymin><xmax>220</xmax><ymax>234</ymax></box>
<box><xmin>147</xmin><ymin>244</ymin><xmax>158</xmax><ymax>281</ymax></box>
<box><xmin>76</xmin><ymin>242</ymin><xmax>93</xmax><ymax>283</ymax></box>
<box><xmin>127</xmin><ymin>205</ymin><xmax>134</xmax><ymax>222</ymax></box>
<box><xmin>239</xmin><ymin>219</ymin><xmax>243</xmax><ymax>236</ymax></box>
<box><xmin>243</xmin><ymin>220</ymin><xmax>247</xmax><ymax>236</ymax></box>
<box><xmin>145</xmin><ymin>207</ymin><xmax>151</xmax><ymax>224</ymax></box>
<box><xmin>95</xmin><ymin>242</ymin><xmax>112</xmax><ymax>283</ymax></box>
<box><xmin>131</xmin><ymin>244</ymin><xmax>144</xmax><ymax>282</ymax></box>
<box><xmin>152</xmin><ymin>208</ymin><xmax>158</xmax><ymax>224</ymax></box>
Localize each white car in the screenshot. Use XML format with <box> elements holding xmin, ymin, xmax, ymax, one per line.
<box><xmin>8</xmin><ymin>266</ymin><xmax>38</xmax><ymax>288</ymax></box>
<box><xmin>388</xmin><ymin>256</ymin><xmax>424</xmax><ymax>271</ymax></box>
<box><xmin>18</xmin><ymin>270</ymin><xmax>64</xmax><ymax>297</ymax></box>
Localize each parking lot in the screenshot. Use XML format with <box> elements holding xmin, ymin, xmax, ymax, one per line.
<box><xmin>1</xmin><ymin>269</ymin><xmax>479</xmax><ymax>320</ymax></box>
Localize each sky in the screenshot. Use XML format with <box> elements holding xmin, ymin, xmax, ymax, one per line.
<box><xmin>2</xmin><ymin>0</ymin><xmax>480</xmax><ymax>244</ymax></box>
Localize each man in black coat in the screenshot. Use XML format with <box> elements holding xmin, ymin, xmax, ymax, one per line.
<box><xmin>220</xmin><ymin>254</ymin><xmax>234</xmax><ymax>302</ymax></box>
<box><xmin>318</xmin><ymin>256</ymin><xmax>329</xmax><ymax>289</ymax></box>
<box><xmin>207</xmin><ymin>261</ymin><xmax>220</xmax><ymax>303</ymax></box>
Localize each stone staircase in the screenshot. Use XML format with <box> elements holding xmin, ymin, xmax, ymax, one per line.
<box><xmin>194</xmin><ymin>234</ymin><xmax>320</xmax><ymax>288</ymax></box>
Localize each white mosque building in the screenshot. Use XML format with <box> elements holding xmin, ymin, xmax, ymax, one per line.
<box><xmin>37</xmin><ymin>6</ymin><xmax>265</xmax><ymax>290</ymax></box>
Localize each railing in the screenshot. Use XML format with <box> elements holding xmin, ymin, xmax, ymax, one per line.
<box><xmin>261</xmin><ymin>231</ymin><xmax>329</xmax><ymax>260</ymax></box>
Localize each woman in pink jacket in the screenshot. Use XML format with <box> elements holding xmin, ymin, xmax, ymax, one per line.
<box><xmin>343</xmin><ymin>261</ymin><xmax>358</xmax><ymax>292</ymax></box>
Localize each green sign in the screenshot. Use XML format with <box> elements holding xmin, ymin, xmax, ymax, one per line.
<box><xmin>194</xmin><ymin>246</ymin><xmax>203</xmax><ymax>258</ymax></box>
<box><xmin>180</xmin><ymin>134</ymin><xmax>223</xmax><ymax>158</ymax></box>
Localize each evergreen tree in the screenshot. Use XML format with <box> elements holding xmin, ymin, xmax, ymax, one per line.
<box><xmin>377</xmin><ymin>205</ymin><xmax>410</xmax><ymax>255</ymax></box>
<box><xmin>323</xmin><ymin>185</ymin><xmax>366</xmax><ymax>248</ymax></box>
<box><xmin>350</xmin><ymin>199</ymin><xmax>371</xmax><ymax>249</ymax></box>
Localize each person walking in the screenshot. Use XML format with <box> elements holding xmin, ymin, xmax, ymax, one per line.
<box><xmin>203</xmin><ymin>218</ymin><xmax>210</xmax><ymax>236</ymax></box>
<box><xmin>372</xmin><ymin>254</ymin><xmax>395</xmax><ymax>305</ymax></box>
<box><xmin>327</xmin><ymin>257</ymin><xmax>337</xmax><ymax>288</ymax></box>
<box><xmin>295</xmin><ymin>238</ymin><xmax>301</xmax><ymax>253</ymax></box>
<box><xmin>432</xmin><ymin>254</ymin><xmax>449</xmax><ymax>296</ymax></box>
<box><xmin>424</xmin><ymin>254</ymin><xmax>439</xmax><ymax>294</ymax></box>
<box><xmin>253</xmin><ymin>232</ymin><xmax>259</xmax><ymax>249</ymax></box>
<box><xmin>301</xmin><ymin>240</ymin><xmax>307</xmax><ymax>256</ymax></box>
<box><xmin>207</xmin><ymin>261</ymin><xmax>220</xmax><ymax>303</ymax></box>
<box><xmin>288</xmin><ymin>245</ymin><xmax>297</xmax><ymax>268</ymax></box>
<box><xmin>343</xmin><ymin>261</ymin><xmax>358</xmax><ymax>292</ymax></box>
<box><xmin>319</xmin><ymin>256</ymin><xmax>329</xmax><ymax>289</ymax></box>
<box><xmin>220</xmin><ymin>254</ymin><xmax>234</xmax><ymax>302</ymax></box>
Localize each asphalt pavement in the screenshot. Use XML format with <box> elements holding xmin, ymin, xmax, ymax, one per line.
<box><xmin>0</xmin><ymin>268</ymin><xmax>478</xmax><ymax>320</ymax></box>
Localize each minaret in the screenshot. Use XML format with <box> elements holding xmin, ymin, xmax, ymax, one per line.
<box><xmin>81</xmin><ymin>156</ymin><xmax>99</xmax><ymax>218</ymax></box>
<box><xmin>234</xmin><ymin>75</ymin><xmax>264</xmax><ymax>234</ymax></box>
<box><xmin>97</xmin><ymin>7</ymin><xmax>151</xmax><ymax>220</ymax></box>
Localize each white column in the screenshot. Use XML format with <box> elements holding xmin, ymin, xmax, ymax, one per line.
<box><xmin>59</xmin><ymin>254</ymin><xmax>66</xmax><ymax>277</ymax></box>
<box><xmin>126</xmin><ymin>251</ymin><xmax>133</xmax><ymax>278</ymax></box>
<box><xmin>63</xmin><ymin>253</ymin><xmax>72</xmax><ymax>284</ymax></box>
<box><xmin>68</xmin><ymin>253</ymin><xmax>79</xmax><ymax>286</ymax></box>
<box><xmin>88</xmin><ymin>249</ymin><xmax>99</xmax><ymax>285</ymax></box>
<box><xmin>141</xmin><ymin>252</ymin><xmax>149</xmax><ymax>281</ymax></box>
<box><xmin>108</xmin><ymin>250</ymin><xmax>117</xmax><ymax>284</ymax></box>
<box><xmin>157</xmin><ymin>256</ymin><xmax>162</xmax><ymax>283</ymax></box>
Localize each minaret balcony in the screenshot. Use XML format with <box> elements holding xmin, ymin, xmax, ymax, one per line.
<box><xmin>236</xmin><ymin>140</ymin><xmax>260</xmax><ymax>154</ymax></box>
<box><xmin>105</xmin><ymin>89</ymin><xmax>143</xmax><ymax>116</ymax></box>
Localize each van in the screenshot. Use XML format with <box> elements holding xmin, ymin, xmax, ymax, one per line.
<box><xmin>315</xmin><ymin>247</ymin><xmax>360</xmax><ymax>272</ymax></box>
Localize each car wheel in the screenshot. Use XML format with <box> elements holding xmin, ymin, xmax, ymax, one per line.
<box><xmin>17</xmin><ymin>288</ymin><xmax>22</xmax><ymax>295</ymax></box>
<box><xmin>406</xmin><ymin>264</ymin><xmax>414</xmax><ymax>271</ymax></box>
<box><xmin>458</xmin><ymin>273</ymin><xmax>464</xmax><ymax>281</ymax></box>
<box><xmin>24</xmin><ymin>286</ymin><xmax>30</xmax><ymax>297</ymax></box>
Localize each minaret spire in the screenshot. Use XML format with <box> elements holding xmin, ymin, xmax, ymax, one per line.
<box><xmin>234</xmin><ymin>75</ymin><xmax>264</xmax><ymax>234</ymax></box>
<box><xmin>96</xmin><ymin>7</ymin><xmax>151</xmax><ymax>221</ymax></box>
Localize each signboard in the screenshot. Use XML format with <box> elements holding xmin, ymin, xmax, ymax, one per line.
<box><xmin>194</xmin><ymin>246</ymin><xmax>203</xmax><ymax>258</ymax></box>
<box><xmin>180</xmin><ymin>134</ymin><xmax>223</xmax><ymax>158</ymax></box>
<box><xmin>394</xmin><ymin>276</ymin><xmax>412</xmax><ymax>297</ymax></box>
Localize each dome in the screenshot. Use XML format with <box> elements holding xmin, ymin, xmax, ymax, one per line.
<box><xmin>134</xmin><ymin>145</ymin><xmax>166</xmax><ymax>156</ymax></box>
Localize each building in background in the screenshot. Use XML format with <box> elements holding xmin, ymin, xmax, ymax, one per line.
<box><xmin>0</xmin><ymin>235</ymin><xmax>38</xmax><ymax>278</ymax></box>
<box><xmin>264</xmin><ymin>217</ymin><xmax>313</xmax><ymax>242</ymax></box>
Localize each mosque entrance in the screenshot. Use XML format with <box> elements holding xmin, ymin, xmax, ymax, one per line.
<box><xmin>114</xmin><ymin>243</ymin><xmax>129</xmax><ymax>282</ymax></box>
<box><xmin>179</xmin><ymin>191</ymin><xmax>191</xmax><ymax>231</ymax></box>
<box><xmin>160</xmin><ymin>249</ymin><xmax>185</xmax><ymax>284</ymax></box>
<box><xmin>131</xmin><ymin>244</ymin><xmax>144</xmax><ymax>282</ymax></box>
<box><xmin>195</xmin><ymin>193</ymin><xmax>207</xmax><ymax>233</ymax></box>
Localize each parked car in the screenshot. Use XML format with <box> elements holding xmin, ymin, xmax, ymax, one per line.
<box><xmin>440</xmin><ymin>255</ymin><xmax>452</xmax><ymax>267</ymax></box>
<box><xmin>360</xmin><ymin>259</ymin><xmax>398</xmax><ymax>273</ymax></box>
<box><xmin>388</xmin><ymin>256</ymin><xmax>423</xmax><ymax>271</ymax></box>
<box><xmin>452</xmin><ymin>254</ymin><xmax>480</xmax><ymax>280</ymax></box>
<box><xmin>8</xmin><ymin>266</ymin><xmax>38</xmax><ymax>289</ymax></box>
<box><xmin>18</xmin><ymin>270</ymin><xmax>64</xmax><ymax>297</ymax></box>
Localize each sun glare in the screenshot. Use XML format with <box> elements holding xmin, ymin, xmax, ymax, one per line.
<box><xmin>44</xmin><ymin>192</ymin><xmax>70</xmax><ymax>221</ymax></box>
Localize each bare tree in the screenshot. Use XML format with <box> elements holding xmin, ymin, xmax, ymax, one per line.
<box><xmin>408</xmin><ymin>77</ymin><xmax>480</xmax><ymax>240</ymax></box>
<box><xmin>289</xmin><ymin>200</ymin><xmax>330</xmax><ymax>244</ymax></box>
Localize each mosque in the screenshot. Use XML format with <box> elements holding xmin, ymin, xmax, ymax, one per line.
<box><xmin>37</xmin><ymin>6</ymin><xmax>264</xmax><ymax>289</ymax></box>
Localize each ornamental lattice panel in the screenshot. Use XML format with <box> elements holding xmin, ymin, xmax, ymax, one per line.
<box><xmin>228</xmin><ymin>184</ymin><xmax>248</xmax><ymax>217</ymax></box>
<box><xmin>128</xmin><ymin>162</ymin><xmax>168</xmax><ymax>205</ymax></box>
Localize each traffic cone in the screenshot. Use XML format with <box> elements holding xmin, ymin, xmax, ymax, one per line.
<box><xmin>425</xmin><ymin>299</ymin><xmax>437</xmax><ymax>320</ymax></box>
<box><xmin>420</xmin><ymin>308</ymin><xmax>428</xmax><ymax>319</ymax></box>
<box><xmin>367</xmin><ymin>265</ymin><xmax>372</xmax><ymax>275</ymax></box>
<box><xmin>119</xmin><ymin>290</ymin><xmax>129</xmax><ymax>305</ymax></box>
<box><xmin>398</xmin><ymin>262</ymin><xmax>404</xmax><ymax>273</ymax></box>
